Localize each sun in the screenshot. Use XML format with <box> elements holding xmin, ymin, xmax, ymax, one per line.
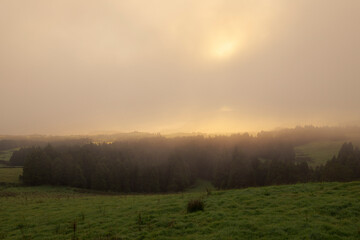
<box><xmin>207</xmin><ymin>33</ymin><xmax>245</xmax><ymax>60</ymax></box>
<box><xmin>211</xmin><ymin>40</ymin><xmax>237</xmax><ymax>58</ymax></box>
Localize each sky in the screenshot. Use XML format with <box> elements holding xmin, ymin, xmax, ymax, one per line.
<box><xmin>1</xmin><ymin>0</ymin><xmax>360</xmax><ymax>135</ymax></box>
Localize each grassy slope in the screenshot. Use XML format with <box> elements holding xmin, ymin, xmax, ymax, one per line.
<box><xmin>0</xmin><ymin>182</ymin><xmax>359</xmax><ymax>240</ymax></box>
<box><xmin>185</xmin><ymin>179</ymin><xmax>215</xmax><ymax>193</ymax></box>
<box><xmin>0</xmin><ymin>168</ymin><xmax>22</xmax><ymax>183</ymax></box>
<box><xmin>0</xmin><ymin>148</ymin><xmax>19</xmax><ymax>162</ymax></box>
<box><xmin>295</xmin><ymin>139</ymin><xmax>360</xmax><ymax>168</ymax></box>
<box><xmin>295</xmin><ymin>141</ymin><xmax>345</xmax><ymax>167</ymax></box>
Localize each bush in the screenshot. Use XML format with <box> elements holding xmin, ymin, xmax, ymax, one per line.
<box><xmin>187</xmin><ymin>199</ymin><xmax>204</xmax><ymax>213</ymax></box>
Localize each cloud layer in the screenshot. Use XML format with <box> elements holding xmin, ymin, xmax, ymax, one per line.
<box><xmin>1</xmin><ymin>0</ymin><xmax>360</xmax><ymax>134</ymax></box>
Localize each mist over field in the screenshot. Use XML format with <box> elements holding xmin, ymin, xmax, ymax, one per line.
<box><xmin>1</xmin><ymin>1</ymin><xmax>360</xmax><ymax>239</ymax></box>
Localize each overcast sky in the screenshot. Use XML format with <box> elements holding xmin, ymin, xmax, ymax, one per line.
<box><xmin>1</xmin><ymin>0</ymin><xmax>360</xmax><ymax>135</ymax></box>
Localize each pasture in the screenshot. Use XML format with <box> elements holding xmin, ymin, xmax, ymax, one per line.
<box><xmin>0</xmin><ymin>148</ymin><xmax>19</xmax><ymax>162</ymax></box>
<box><xmin>295</xmin><ymin>141</ymin><xmax>344</xmax><ymax>167</ymax></box>
<box><xmin>0</xmin><ymin>181</ymin><xmax>359</xmax><ymax>239</ymax></box>
<box><xmin>0</xmin><ymin>167</ymin><xmax>22</xmax><ymax>183</ymax></box>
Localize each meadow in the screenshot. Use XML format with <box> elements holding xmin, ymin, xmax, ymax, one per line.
<box><xmin>294</xmin><ymin>139</ymin><xmax>360</xmax><ymax>168</ymax></box>
<box><xmin>0</xmin><ymin>181</ymin><xmax>359</xmax><ymax>240</ymax></box>
<box><xmin>1</xmin><ymin>137</ymin><xmax>360</xmax><ymax>239</ymax></box>
<box><xmin>295</xmin><ymin>141</ymin><xmax>344</xmax><ymax>167</ymax></box>
<box><xmin>0</xmin><ymin>148</ymin><xmax>19</xmax><ymax>162</ymax></box>
<box><xmin>0</xmin><ymin>168</ymin><xmax>22</xmax><ymax>183</ymax></box>
<box><xmin>0</xmin><ymin>148</ymin><xmax>20</xmax><ymax>167</ymax></box>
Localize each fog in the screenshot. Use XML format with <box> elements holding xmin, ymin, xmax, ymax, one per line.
<box><xmin>1</xmin><ymin>0</ymin><xmax>360</xmax><ymax>135</ymax></box>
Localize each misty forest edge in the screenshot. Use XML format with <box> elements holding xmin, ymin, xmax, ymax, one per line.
<box><xmin>4</xmin><ymin>126</ymin><xmax>360</xmax><ymax>192</ymax></box>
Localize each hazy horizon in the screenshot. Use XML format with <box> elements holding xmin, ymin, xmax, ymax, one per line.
<box><xmin>1</xmin><ymin>0</ymin><xmax>360</xmax><ymax>135</ymax></box>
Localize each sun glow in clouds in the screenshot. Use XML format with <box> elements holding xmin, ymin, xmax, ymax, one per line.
<box><xmin>207</xmin><ymin>32</ymin><xmax>247</xmax><ymax>60</ymax></box>
<box><xmin>203</xmin><ymin>2</ymin><xmax>282</xmax><ymax>62</ymax></box>
<box><xmin>211</xmin><ymin>40</ymin><xmax>238</xmax><ymax>58</ymax></box>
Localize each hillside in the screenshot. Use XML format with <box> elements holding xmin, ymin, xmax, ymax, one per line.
<box><xmin>0</xmin><ymin>182</ymin><xmax>359</xmax><ymax>239</ymax></box>
<box><xmin>295</xmin><ymin>141</ymin><xmax>344</xmax><ymax>167</ymax></box>
<box><xmin>295</xmin><ymin>140</ymin><xmax>360</xmax><ymax>167</ymax></box>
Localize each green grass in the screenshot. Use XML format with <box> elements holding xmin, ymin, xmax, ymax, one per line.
<box><xmin>186</xmin><ymin>179</ymin><xmax>215</xmax><ymax>193</ymax></box>
<box><xmin>0</xmin><ymin>182</ymin><xmax>359</xmax><ymax>239</ymax></box>
<box><xmin>295</xmin><ymin>141</ymin><xmax>345</xmax><ymax>167</ymax></box>
<box><xmin>0</xmin><ymin>148</ymin><xmax>19</xmax><ymax>162</ymax></box>
<box><xmin>0</xmin><ymin>168</ymin><xmax>22</xmax><ymax>183</ymax></box>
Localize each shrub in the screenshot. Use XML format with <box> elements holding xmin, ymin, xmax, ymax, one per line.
<box><xmin>187</xmin><ymin>199</ymin><xmax>204</xmax><ymax>213</ymax></box>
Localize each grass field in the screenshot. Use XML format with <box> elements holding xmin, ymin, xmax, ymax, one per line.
<box><xmin>0</xmin><ymin>181</ymin><xmax>359</xmax><ymax>239</ymax></box>
<box><xmin>0</xmin><ymin>148</ymin><xmax>19</xmax><ymax>162</ymax></box>
<box><xmin>0</xmin><ymin>168</ymin><xmax>22</xmax><ymax>183</ymax></box>
<box><xmin>295</xmin><ymin>140</ymin><xmax>360</xmax><ymax>168</ymax></box>
<box><xmin>295</xmin><ymin>141</ymin><xmax>345</xmax><ymax>167</ymax></box>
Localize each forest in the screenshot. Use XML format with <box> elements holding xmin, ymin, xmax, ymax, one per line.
<box><xmin>8</xmin><ymin>126</ymin><xmax>360</xmax><ymax>192</ymax></box>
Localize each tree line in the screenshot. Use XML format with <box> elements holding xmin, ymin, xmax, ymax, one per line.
<box><xmin>11</xmin><ymin>134</ymin><xmax>360</xmax><ymax>192</ymax></box>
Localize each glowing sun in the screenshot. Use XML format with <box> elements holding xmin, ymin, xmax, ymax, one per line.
<box><xmin>212</xmin><ymin>40</ymin><xmax>237</xmax><ymax>58</ymax></box>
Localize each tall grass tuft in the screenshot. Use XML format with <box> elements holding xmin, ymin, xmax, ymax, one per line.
<box><xmin>187</xmin><ymin>199</ymin><xmax>204</xmax><ymax>213</ymax></box>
